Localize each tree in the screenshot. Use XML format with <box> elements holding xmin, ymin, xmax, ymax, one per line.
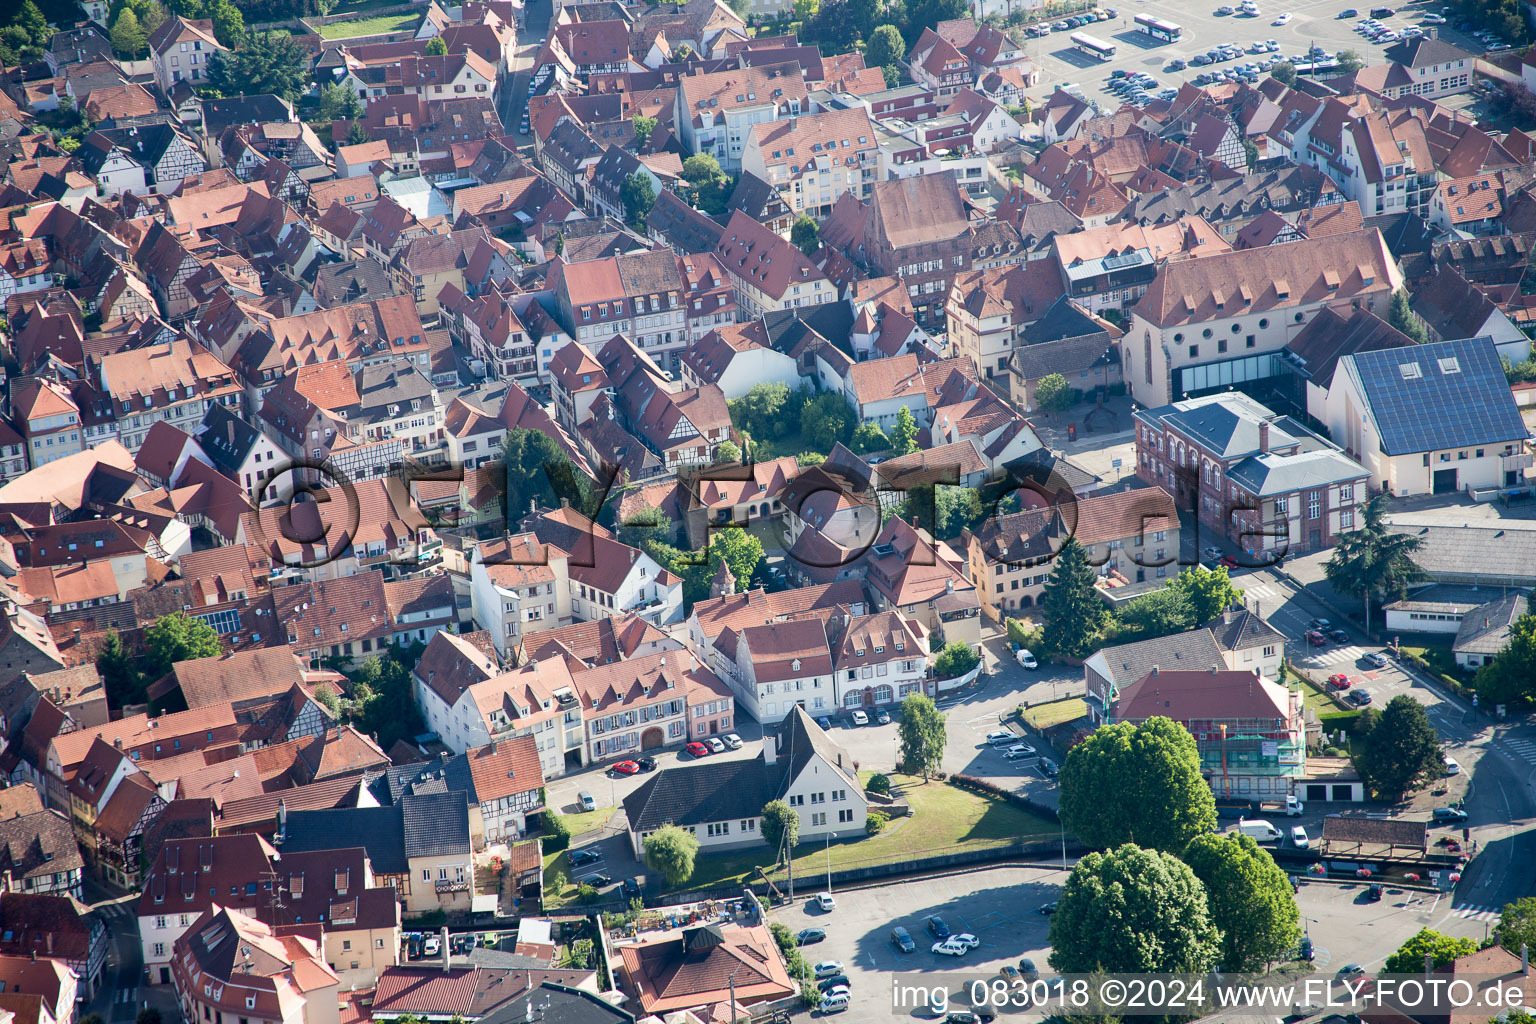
<box><xmin>681</xmin><ymin>152</ymin><xmax>722</xmax><ymax>185</ymax></box>
<box><xmin>1386</xmin><ymin>288</ymin><xmax>1430</xmax><ymax>345</ymax></box>
<box><xmin>620</xmin><ymin>172</ymin><xmax>657</xmax><ymax>230</ymax></box>
<box><xmin>1323</xmin><ymin>494</ymin><xmax>1424</xmax><ymax>639</ymax></box>
<box><xmin>933</xmin><ymin>641</ymin><xmax>979</xmax><ymax>679</ymax></box>
<box><xmin>424</xmin><ymin>34</ymin><xmax>448</xmax><ymax>55</ymax></box>
<box><xmin>1048</xmin><ymin>844</ymin><xmax>1221</xmax><ymax>974</ymax></box>
<box><xmin>346</xmin><ymin>121</ymin><xmax>370</xmax><ymax>146</ymax></box>
<box><xmin>110</xmin><ymin>7</ymin><xmax>146</xmax><ymax>56</ymax></box>
<box><xmin>761</xmin><ymin>800</ymin><xmax>799</xmax><ymax>854</ymax></box>
<box><xmin>673</xmin><ymin>42</ymin><xmax>693</xmax><ymax>60</ymax></box>
<box><xmin>1182</xmin><ymin>832</ymin><xmax>1301</xmax><ymax>970</ymax></box>
<box><xmin>795</xmin><ymin>452</ymin><xmax>826</xmax><ymax>467</ymax></box>
<box><xmin>1166</xmin><ymin>565</ymin><xmax>1244</xmax><ymax>623</ymax></box>
<box><xmin>864</xmin><ymin>23</ymin><xmax>905</xmax><ymax>68</ymax></box>
<box><xmin>1059</xmin><ymin>718</ymin><xmax>1217</xmax><ymax>853</ymax></box>
<box><xmin>207</xmin><ymin>32</ymin><xmax>309</xmax><ymax>103</ymax></box>
<box><xmin>1334</xmin><ymin>49</ymin><xmax>1363</xmax><ymax>73</ymax></box>
<box><xmin>1475</xmin><ymin>612</ymin><xmax>1536</xmax><ymax>707</ymax></box>
<box><xmin>1033</xmin><ymin>373</ymin><xmax>1072</xmax><ymax>415</ymax></box>
<box><xmin>898</xmin><ymin>0</ymin><xmax>967</xmax><ymax>44</ymax></box>
<box><xmin>881</xmin><ymin>64</ymin><xmax>900</xmax><ymax>88</ymax></box>
<box><xmin>1357</xmin><ymin>695</ymin><xmax>1444</xmax><ymax>800</ymax></box>
<box><xmin>1006</xmin><ymin>617</ymin><xmax>1043</xmax><ymax>650</ymax></box>
<box><xmin>800</xmin><ymin>391</ymin><xmax>854</xmax><ymax>450</ymax></box>
<box><xmin>16</xmin><ymin>1</ymin><xmax>48</xmax><ymax>42</ymax></box>
<box><xmin>897</xmin><ymin>692</ymin><xmax>946</xmax><ymax>780</ymax></box>
<box><xmin>318</xmin><ymin>81</ymin><xmax>362</xmax><ymax>123</ymax></box>
<box><xmin>1113</xmin><ymin>587</ymin><xmax>1195</xmax><ymax>643</ymax></box>
<box><xmin>96</xmin><ymin>630</ymin><xmax>142</xmax><ymax>706</ymax></box>
<box><xmin>642</xmin><ymin>824</ymin><xmax>700</xmax><ymax>885</ymax></box>
<box><xmin>1040</xmin><ymin>538</ymin><xmax>1108</xmax><ymax>658</ymax></box>
<box><xmin>728</xmin><ymin>382</ymin><xmax>792</xmax><ymax>442</ymax></box>
<box><xmin>894</xmin><ymin>483</ymin><xmax>978</xmax><ymax>539</ymax></box>
<box><xmin>1270</xmin><ymin>60</ymin><xmax>1295</xmax><ymax>85</ymax></box>
<box><xmin>714</xmin><ymin>439</ymin><xmax>741</xmax><ymax>463</ymax></box>
<box><xmin>850</xmin><ymin>421</ymin><xmax>889</xmax><ymax>455</ymax></box>
<box><xmin>206</xmin><ymin>0</ymin><xmax>243</xmax><ymax>47</ymax></box>
<box><xmin>1241</xmin><ymin>136</ymin><xmax>1259</xmax><ymax>170</ymax></box>
<box><xmin>144</xmin><ymin>611</ymin><xmax>222</xmax><ymax>683</ymax></box>
<box><xmin>501</xmin><ymin>427</ymin><xmax>589</xmax><ymax>517</ymax></box>
<box><xmin>617</xmin><ymin>506</ymin><xmax>674</xmax><ymax>548</ymax></box>
<box><xmin>791</xmin><ymin>214</ymin><xmax>819</xmax><ymax>256</ymax></box>
<box><xmin>890</xmin><ymin>405</ymin><xmax>919</xmax><ymax>456</ymax></box>
<box><xmin>794</xmin><ymin>0</ymin><xmax>818</xmax><ymax>20</ymax></box>
<box><xmin>1383</xmin><ymin>928</ymin><xmax>1479</xmax><ymax>974</ymax></box>
<box><xmin>1495</xmin><ymin>897</ymin><xmax>1536</xmax><ymax>955</ymax></box>
<box><xmin>709</xmin><ymin>527</ymin><xmax>764</xmax><ymax>592</ymax></box>
<box><xmin>313</xmin><ymin>686</ymin><xmax>340</xmax><ymax>718</ymax></box>
<box><xmin>632</xmin><ymin>113</ymin><xmax>657</xmax><ymax>147</ymax></box>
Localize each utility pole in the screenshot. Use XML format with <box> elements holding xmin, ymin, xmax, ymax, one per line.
<box><xmin>784</xmin><ymin>827</ymin><xmax>794</xmax><ymax>903</ymax></box>
<box><xmin>729</xmin><ymin>970</ymin><xmax>739</xmax><ymax>1024</ymax></box>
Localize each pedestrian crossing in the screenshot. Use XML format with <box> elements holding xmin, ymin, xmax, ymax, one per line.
<box><xmin>1306</xmin><ymin>646</ymin><xmax>1366</xmax><ymax>667</ymax></box>
<box><xmin>1500</xmin><ymin>737</ymin><xmax>1536</xmax><ymax>763</ymax></box>
<box><xmin>92</xmin><ymin>901</ymin><xmax>135</xmax><ymax>922</ymax></box>
<box><xmin>1451</xmin><ymin>903</ymin><xmax>1502</xmax><ymax>922</ymax></box>
<box><xmin>1244</xmin><ymin>583</ymin><xmax>1282</xmax><ymax>606</ymax></box>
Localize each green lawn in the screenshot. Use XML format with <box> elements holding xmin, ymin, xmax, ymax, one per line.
<box><xmin>318</xmin><ymin>12</ymin><xmax>419</xmax><ymax>37</ymax></box>
<box><xmin>561</xmin><ymin>804</ymin><xmax>615</xmax><ymax>836</ymax></box>
<box><xmin>663</xmin><ymin>773</ymin><xmax>1057</xmax><ymax>894</ymax></box>
<box><xmin>1021</xmin><ymin>697</ymin><xmax>1087</xmax><ymax>730</ymax></box>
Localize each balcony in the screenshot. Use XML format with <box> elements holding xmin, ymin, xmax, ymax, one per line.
<box><xmin>435</xmin><ymin>878</ymin><xmax>470</xmax><ymax>894</ymax></box>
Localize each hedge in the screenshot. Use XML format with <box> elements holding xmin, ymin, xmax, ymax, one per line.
<box><xmin>541</xmin><ymin>811</ymin><xmax>572</xmax><ymax>853</ymax></box>
<box><xmin>949</xmin><ymin>773</ymin><xmax>1061</xmax><ymax>823</ymax></box>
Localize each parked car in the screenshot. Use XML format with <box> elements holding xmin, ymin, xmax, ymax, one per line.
<box><xmin>1006</xmin><ymin>743</ymin><xmax>1036</xmax><ymax>756</ymax></box>
<box><xmin>998</xmin><ymin>965</ymin><xmax>1021</xmax><ymax>982</ymax></box>
<box><xmin>423</xmin><ymin>936</ymin><xmax>441</xmax><ymax>957</ymax></box>
<box><xmin>1345</xmin><ymin>689</ymin><xmax>1373</xmax><ymax>707</ymax></box>
<box><xmin>1020</xmin><ymin>958</ymin><xmax>1039</xmax><ymax>978</ymax></box>
<box><xmin>1041</xmin><ymin>761</ymin><xmax>1059</xmax><ymax>777</ymax></box>
<box><xmin>1338</xmin><ymin>6</ymin><xmax>1358</xmax><ymax>15</ymax></box>
<box><xmin>1307</xmin><ymin>618</ymin><xmax>1331</xmax><ymax>631</ymax></box>
<box><xmin>1215</xmin><ymin>5</ymin><xmax>1235</xmax><ymax>13</ymax></box>
<box><xmin>611</xmin><ymin>760</ymin><xmax>640</xmax><ymax>775</ymax></box>
<box><xmin>1016</xmin><ymin>649</ymin><xmax>1038</xmax><ymax>669</ymax></box>
<box><xmin>1328</xmin><ymin>628</ymin><xmax>1350</xmax><ymax>643</ymax></box>
<box><xmin>818</xmin><ymin>974</ymin><xmax>851</xmax><ymax>993</ymax></box>
<box><xmin>1290</xmin><ymin>825</ymin><xmax>1310</xmax><ymax>849</ymax></box>
<box><xmin>817</xmin><ymin>892</ymin><xmax>836</xmax><ymax>911</ymax></box>
<box><xmin>1444</xmin><ymin>757</ymin><xmax>1461</xmax><ymax>775</ymax></box>
<box><xmin>816</xmin><ymin>716</ymin><xmax>834</xmax><ymax>730</ymax></box>
<box><xmin>1305</xmin><ymin>630</ymin><xmax>1328</xmax><ymax>645</ymax></box>
<box><xmin>798</xmin><ymin>928</ymin><xmax>827</xmax><ymax>945</ymax></box>
<box><xmin>890</xmin><ymin>926</ymin><xmax>916</xmax><ymax>952</ymax></box>
<box><xmin>1422</xmin><ymin>12</ymin><xmax>1445</xmax><ymax>22</ymax></box>
<box><xmin>637</xmin><ymin>756</ymin><xmax>658</xmax><ymax>772</ymax></box>
<box><xmin>1167</xmin><ymin>58</ymin><xmax>1187</xmax><ymax>69</ymax></box>
<box><xmin>586</xmin><ymin>873</ymin><xmax>612</xmax><ymax>886</ymax></box>
<box><xmin>1039</xmin><ymin>902</ymin><xmax>1058</xmax><ymax>915</ymax></box>
<box><xmin>1433</xmin><ymin>807</ymin><xmax>1469</xmax><ymax>823</ymax></box>
<box><xmin>705</xmin><ymin>737</ymin><xmax>726</xmax><ymax>753</ymax></box>
<box><xmin>578</xmin><ymin>791</ymin><xmax>596</xmax><ymax>812</ymax></box>
<box><xmin>686</xmin><ymin>741</ymin><xmax>710</xmax><ymax>757</ymax></box>
<box><xmin>986</xmin><ymin>730</ymin><xmax>1014</xmax><ymax>745</ymax></box>
<box><xmin>1364</xmin><ymin>651</ymin><xmax>1390</xmax><ymax>668</ymax></box>
<box><xmin>570</xmin><ymin>849</ymin><xmax>601</xmax><ymax>866</ymax></box>
<box><xmin>932</xmin><ymin>939</ymin><xmax>969</xmax><ymax>957</ymax></box>
<box><xmin>851</xmin><ymin>710</ymin><xmax>869</xmax><ymax>726</ymax></box>
<box><xmin>814</xmin><ymin>961</ymin><xmax>845</xmax><ymax>977</ymax></box>
<box><xmin>1220</xmin><ymin>555</ymin><xmax>1240</xmax><ymax>569</ymax></box>
<box><xmin>1339</xmin><ymin>964</ymin><xmax>1366</xmax><ymax>979</ymax></box>
<box><xmin>1366</xmin><ymin>883</ymin><xmax>1383</xmax><ymax>902</ymax></box>
<box><xmin>926</xmin><ymin>915</ymin><xmax>952</xmax><ymax>939</ymax></box>
<box><xmin>952</xmin><ymin>933</ymin><xmax>980</xmax><ymax>950</ymax></box>
<box><xmin>723</xmin><ymin>734</ymin><xmax>743</xmax><ymax>750</ymax></box>
<box><xmin>876</xmin><ymin>710</ymin><xmax>890</xmax><ymax>724</ymax></box>
<box><xmin>1327</xmin><ymin>674</ymin><xmax>1352</xmax><ymax>690</ymax></box>
<box><xmin>623</xmin><ymin>877</ymin><xmax>644</xmax><ymax>899</ymax></box>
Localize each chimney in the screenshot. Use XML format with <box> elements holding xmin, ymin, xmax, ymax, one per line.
<box><xmin>1258</xmin><ymin>422</ymin><xmax>1270</xmax><ymax>453</ymax></box>
<box><xmin>1523</xmin><ymin>944</ymin><xmax>1530</xmax><ymax>976</ymax></box>
<box><xmin>1424</xmin><ymin>953</ymin><xmax>1433</xmax><ymax>976</ymax></box>
<box><xmin>1151</xmin><ymin>665</ymin><xmax>1159</xmax><ymax>676</ymax></box>
<box><xmin>763</xmin><ymin>734</ymin><xmax>776</xmax><ymax>765</ymax></box>
<box><xmin>441</xmin><ymin>925</ymin><xmax>451</xmax><ymax>972</ymax></box>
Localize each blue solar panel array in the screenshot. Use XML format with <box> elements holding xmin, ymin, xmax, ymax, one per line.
<box><xmin>1348</xmin><ymin>337</ymin><xmax>1528</xmax><ymax>456</ymax></box>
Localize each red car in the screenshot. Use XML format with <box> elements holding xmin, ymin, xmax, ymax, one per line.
<box><xmin>685</xmin><ymin>741</ymin><xmax>710</xmax><ymax>758</ymax></box>
<box><xmin>1305</xmin><ymin>630</ymin><xmax>1328</xmax><ymax>645</ymax></box>
<box><xmin>1327</xmin><ymin>674</ymin><xmax>1352</xmax><ymax>690</ymax></box>
<box><xmin>611</xmin><ymin>760</ymin><xmax>640</xmax><ymax>775</ymax></box>
<box><xmin>1219</xmin><ymin>555</ymin><xmax>1240</xmax><ymax>569</ymax></box>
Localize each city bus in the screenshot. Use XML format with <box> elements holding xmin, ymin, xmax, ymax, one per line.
<box><xmin>1132</xmin><ymin>13</ymin><xmax>1183</xmax><ymax>41</ymax></box>
<box><xmin>1070</xmin><ymin>31</ymin><xmax>1117</xmax><ymax>60</ymax></box>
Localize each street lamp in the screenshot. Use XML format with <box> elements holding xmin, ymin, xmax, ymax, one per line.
<box><xmin>825</xmin><ymin>831</ymin><xmax>835</xmax><ymax>893</ymax></box>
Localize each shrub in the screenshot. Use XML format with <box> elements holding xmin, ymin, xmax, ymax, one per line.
<box><xmin>542</xmin><ymin>811</ymin><xmax>572</xmax><ymax>852</ymax></box>
<box><xmin>949</xmin><ymin>773</ymin><xmax>1061</xmax><ymax>823</ymax></box>
<box><xmin>867</xmin><ymin>773</ymin><xmax>891</xmax><ymax>795</ymax></box>
<box><xmin>866</xmin><ymin>811</ymin><xmax>889</xmax><ymax>835</ymax></box>
<box><xmin>576</xmin><ymin>883</ymin><xmax>599</xmax><ymax>903</ymax></box>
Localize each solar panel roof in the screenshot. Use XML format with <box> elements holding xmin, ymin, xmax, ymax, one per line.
<box><xmin>1342</xmin><ymin>336</ymin><xmax>1527</xmax><ymax>456</ymax></box>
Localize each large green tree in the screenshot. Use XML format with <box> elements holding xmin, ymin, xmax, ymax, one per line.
<box><xmin>110</xmin><ymin>7</ymin><xmax>146</xmax><ymax>56</ymax></box>
<box><xmin>1034</xmin><ymin>373</ymin><xmax>1072</xmax><ymax>416</ymax></box>
<box><xmin>891</xmin><ymin>406</ymin><xmax>919</xmax><ymax>455</ymax></box>
<box><xmin>863</xmin><ymin>23</ymin><xmax>905</xmax><ymax>68</ymax></box>
<box><xmin>1385</xmin><ymin>288</ymin><xmax>1430</xmax><ymax>345</ymax></box>
<box><xmin>1167</xmin><ymin>565</ymin><xmax>1244</xmax><ymax>623</ymax></box>
<box><xmin>631</xmin><ymin>113</ymin><xmax>657</xmax><ymax>147</ymax></box>
<box><xmin>207</xmin><ymin>32</ymin><xmax>308</xmax><ymax>103</ymax></box>
<box><xmin>1040</xmin><ymin>538</ymin><xmax>1108</xmax><ymax>657</ymax></box>
<box><xmin>708</xmin><ymin>526</ymin><xmax>763</xmax><ymax>592</ymax></box>
<box><xmin>95</xmin><ymin>629</ymin><xmax>142</xmax><ymax>706</ymax></box>
<box><xmin>761</xmin><ymin>800</ymin><xmax>799</xmax><ymax>855</ymax></box>
<box><xmin>144</xmin><ymin>611</ymin><xmax>222</xmax><ymax>683</ymax></box>
<box><xmin>345</xmin><ymin>643</ymin><xmax>426</xmax><ymax>751</ymax></box>
<box><xmin>1323</xmin><ymin>494</ymin><xmax>1424</xmax><ymax>639</ymax></box>
<box><xmin>1059</xmin><ymin>717</ymin><xmax>1216</xmax><ymax>853</ymax></box>
<box><xmin>1356</xmin><ymin>695</ymin><xmax>1444</xmax><ymax>800</ymax></box>
<box><xmin>1495</xmin><ymin>897</ymin><xmax>1536</xmax><ymax>954</ymax></box>
<box><xmin>1383</xmin><ymin>929</ymin><xmax>1479</xmax><ymax>974</ymax></box>
<box><xmin>317</xmin><ymin>81</ymin><xmax>362</xmax><ymax>123</ymax></box>
<box><xmin>728</xmin><ymin>382</ymin><xmax>793</xmax><ymax>443</ymax></box>
<box><xmin>1112</xmin><ymin>587</ymin><xmax>1195</xmax><ymax>644</ymax></box>
<box><xmin>850</xmin><ymin>421</ymin><xmax>889</xmax><ymax>455</ymax></box>
<box><xmin>896</xmin><ymin>692</ymin><xmax>947</xmax><ymax>780</ymax></box>
<box><xmin>800</xmin><ymin>392</ymin><xmax>854</xmax><ymax>450</ymax></box>
<box><xmin>642</xmin><ymin>824</ymin><xmax>700</xmax><ymax>886</ymax></box>
<box><xmin>1475</xmin><ymin>612</ymin><xmax>1536</xmax><ymax>708</ymax></box>
<box><xmin>501</xmin><ymin>427</ymin><xmax>588</xmax><ymax>518</ymax></box>
<box><xmin>620</xmin><ymin>172</ymin><xmax>657</xmax><ymax>230</ymax></box>
<box><xmin>1049</xmin><ymin>844</ymin><xmax>1221</xmax><ymax>974</ymax></box>
<box><xmin>1182</xmin><ymin>832</ymin><xmax>1301</xmax><ymax>970</ymax></box>
<box><xmin>791</xmin><ymin>214</ymin><xmax>819</xmax><ymax>256</ymax></box>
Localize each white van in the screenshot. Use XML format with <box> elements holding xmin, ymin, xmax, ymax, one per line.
<box><xmin>1238</xmin><ymin>819</ymin><xmax>1281</xmax><ymax>842</ymax></box>
<box><xmin>821</xmin><ymin>992</ymin><xmax>850</xmax><ymax>1013</ymax></box>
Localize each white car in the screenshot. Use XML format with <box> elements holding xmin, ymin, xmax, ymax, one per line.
<box><xmin>1272</xmin><ymin>11</ymin><xmax>1291</xmax><ymax>23</ymax></box>
<box><xmin>816</xmin><ymin>892</ymin><xmax>836</xmax><ymax>911</ymax></box>
<box><xmin>1016</xmin><ymin>649</ymin><xmax>1038</xmax><ymax>669</ymax></box>
<box><xmin>723</xmin><ymin>733</ymin><xmax>743</xmax><ymax>750</ymax></box>
<box><xmin>814</xmin><ymin>961</ymin><xmax>845</xmax><ymax>977</ymax></box>
<box><xmin>706</xmin><ymin>736</ymin><xmax>726</xmax><ymax>753</ymax></box>
<box><xmin>985</xmin><ymin>730</ymin><xmax>1014</xmax><ymax>745</ymax></box>
<box><xmin>952</xmin><ymin>933</ymin><xmax>980</xmax><ymax>950</ymax></box>
<box><xmin>423</xmin><ymin>936</ymin><xmax>441</xmax><ymax>956</ymax></box>
<box><xmin>932</xmin><ymin>939</ymin><xmax>969</xmax><ymax>956</ymax></box>
<box><xmin>1444</xmin><ymin>757</ymin><xmax>1461</xmax><ymax>775</ymax></box>
<box><xmin>1291</xmin><ymin>826</ymin><xmax>1310</xmax><ymax>849</ymax></box>
<box><xmin>1422</xmin><ymin>12</ymin><xmax>1445</xmax><ymax>22</ymax></box>
<box><xmin>851</xmin><ymin>710</ymin><xmax>869</xmax><ymax>726</ymax></box>
<box><xmin>1007</xmin><ymin>743</ymin><xmax>1036</xmax><ymax>756</ymax></box>
<box><xmin>1266</xmin><ymin>38</ymin><xmax>1280</xmax><ymax>49</ymax></box>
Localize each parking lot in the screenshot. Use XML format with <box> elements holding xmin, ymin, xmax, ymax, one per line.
<box><xmin>770</xmin><ymin>866</ymin><xmax>1065</xmax><ymax>1022</ymax></box>
<box><xmin>1022</xmin><ymin>0</ymin><xmax>1500</xmax><ymax>114</ymax></box>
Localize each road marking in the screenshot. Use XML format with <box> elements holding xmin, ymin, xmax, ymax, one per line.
<box><xmin>1451</xmin><ymin>903</ymin><xmax>1502</xmax><ymax>921</ymax></box>
<box><xmin>1500</xmin><ymin>738</ymin><xmax>1536</xmax><ymax>762</ymax></box>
